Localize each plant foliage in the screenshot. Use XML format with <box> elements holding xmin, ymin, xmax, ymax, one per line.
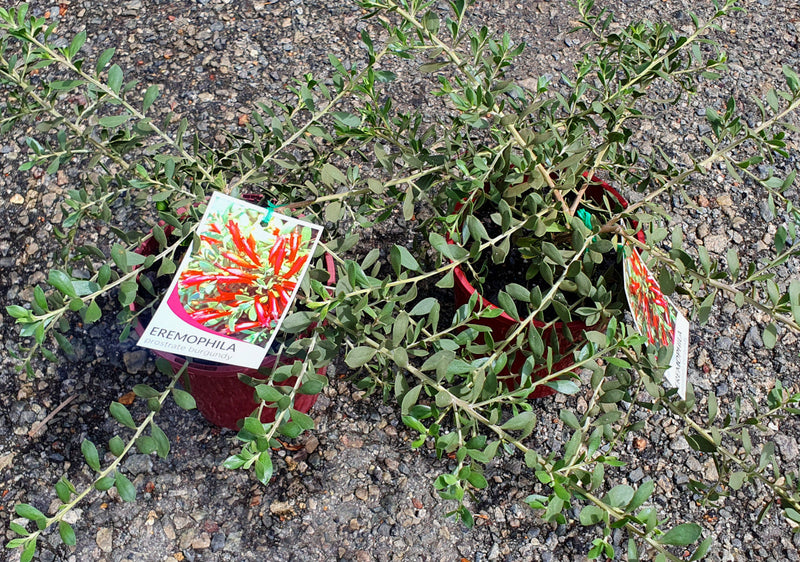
<box><xmin>3</xmin><ymin>0</ymin><xmax>800</xmax><ymax>560</ymax></box>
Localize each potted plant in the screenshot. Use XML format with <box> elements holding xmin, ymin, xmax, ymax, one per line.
<box><xmin>4</xmin><ymin>0</ymin><xmax>800</xmax><ymax>560</ymax></box>
<box><xmin>130</xmin><ymin>221</ymin><xmax>337</xmax><ymax>431</ymax></box>
<box><xmin>445</xmin><ymin>166</ymin><xmax>647</xmax><ymax>398</ymax></box>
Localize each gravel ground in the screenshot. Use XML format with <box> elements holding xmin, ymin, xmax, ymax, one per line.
<box><xmin>2</xmin><ymin>0</ymin><xmax>800</xmax><ymax>561</ymax></box>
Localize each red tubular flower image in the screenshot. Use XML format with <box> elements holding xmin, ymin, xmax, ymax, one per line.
<box><xmin>176</xmin><ymin>199</ymin><xmax>318</xmax><ymax>345</ymax></box>
<box><xmin>623</xmin><ymin>248</ymin><xmax>676</xmax><ymax>349</ymax></box>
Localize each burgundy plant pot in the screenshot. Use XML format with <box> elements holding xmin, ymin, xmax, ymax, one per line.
<box><xmin>144</xmin><ymin>343</ymin><xmax>325</xmax><ymax>431</ymax></box>
<box><xmin>133</xmin><ymin>196</ymin><xmax>335</xmax><ymax>430</ymax></box>
<box><xmin>452</xmin><ymin>178</ymin><xmax>639</xmax><ymax>399</ymax></box>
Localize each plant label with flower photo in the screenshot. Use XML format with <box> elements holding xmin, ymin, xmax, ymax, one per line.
<box><xmin>622</xmin><ymin>243</ymin><xmax>689</xmax><ymax>399</ymax></box>
<box><xmin>137</xmin><ymin>192</ymin><xmax>323</xmax><ymax>368</ymax></box>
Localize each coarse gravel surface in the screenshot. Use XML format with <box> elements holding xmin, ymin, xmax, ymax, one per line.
<box><xmin>2</xmin><ymin>0</ymin><xmax>800</xmax><ymax>561</ymax></box>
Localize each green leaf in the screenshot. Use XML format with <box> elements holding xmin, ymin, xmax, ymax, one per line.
<box><xmin>110</xmin><ymin>401</ymin><xmax>136</xmax><ymax>428</ymax></box>
<box><xmin>728</xmin><ymin>471</ymin><xmax>746</xmax><ymax>491</ymax></box>
<box><xmin>256</xmin><ymin>385</ymin><xmax>284</xmax><ymax>403</ymax></box>
<box><xmin>9</xmin><ymin>521</ymin><xmax>30</xmax><ymax>536</ymax></box>
<box><xmin>628</xmin><ymin>538</ymin><xmax>639</xmax><ymax>562</ymax></box>
<box><xmin>15</xmin><ymin>503</ymin><xmax>45</xmax><ymax>522</ymax></box>
<box><xmin>114</xmin><ymin>471</ymin><xmax>136</xmax><ymax>502</ymax></box>
<box><xmin>118</xmin><ymin>280</ymin><xmax>138</xmax><ymax>306</ymax></box>
<box><xmin>243</xmin><ymin>416</ymin><xmax>266</xmax><ymax>436</ymax></box>
<box><xmin>762</xmin><ymin>323</ymin><xmax>777</xmax><ymax>349</ymax></box>
<box><xmin>390</xmin><ymin>245</ymin><xmax>421</xmax><ymax>273</ymax></box>
<box><xmin>784</xmin><ymin>65</ymin><xmax>800</xmax><ymax>93</ymax></box>
<box><xmin>133</xmin><ymin>384</ymin><xmax>159</xmax><ymax>398</ymax></box>
<box><xmin>321</xmin><ymin>163</ymin><xmax>347</xmax><ymax>186</ymax></box>
<box><xmin>107</xmin><ymin>64</ymin><xmax>123</xmax><ymax>93</ymax></box>
<box><xmin>559</xmin><ymin>409</ymin><xmax>581</xmax><ymax>430</ymax></box>
<box><xmin>500</xmin><ymin>411</ymin><xmax>536</xmax><ymax>432</ymax></box>
<box><xmin>402</xmin><ymin>384</ymin><xmax>423</xmax><ymax>415</ymax></box>
<box><xmin>58</xmin><ymin>521</ymin><xmax>76</xmax><ymax>546</ymax></box>
<box><xmin>142</xmin><ymin>85</ymin><xmax>160</xmax><ymax>112</ymax></box>
<box><xmin>767</xmin><ymin>88</ymin><xmax>780</xmax><ymax>112</ymax></box>
<box><xmin>547</xmin><ymin>379</ymin><xmax>580</xmax><ymax>395</ymax></box>
<box><xmin>55</xmin><ymin>478</ymin><xmax>71</xmax><ymax>503</ymax></box>
<box><xmin>82</xmin><ymin>300</ymin><xmax>102</xmax><ymax>324</ymax></box>
<box><xmin>409</xmin><ymin>297</ymin><xmax>438</xmax><ymax>316</ymax></box>
<box><xmin>496</xmin><ymin>291</ymin><xmax>518</xmax><ymax>320</ymax></box>
<box><xmin>21</xmin><ymin>538</ymin><xmax>37</xmax><ymax>562</ymax></box>
<box><xmin>33</xmin><ymin>286</ymin><xmax>47</xmax><ymax>311</ymax></box>
<box><xmin>98</xmin><ymin>114</ymin><xmax>132</xmax><ymax>128</ymax></box>
<box><xmin>429</xmin><ymin>232</ymin><xmax>468</xmax><ymax>261</ymax></box>
<box><xmin>49</xmin><ymin>79</ymin><xmax>84</xmax><ymax>91</ymax></box>
<box><xmin>604</xmin><ymin>484</ymin><xmax>634</xmax><ymax>508</ymax></box>
<box><xmin>171</xmin><ymin>388</ymin><xmax>197</xmax><ymax>410</ymax></box>
<box><xmin>331</xmin><ymin>111</ymin><xmax>361</xmax><ymax>128</ymax></box>
<box><xmin>345</xmin><ymin>346</ymin><xmax>377</xmax><ymax>368</ymax></box>
<box><xmin>541</xmin><ymin>242</ymin><xmax>565</xmax><ymax>266</ymax></box>
<box><xmin>48</xmin><ymin>270</ymin><xmax>78</xmax><ymax>298</ymax></box>
<box><xmin>6</xmin><ymin>305</ymin><xmax>31</xmax><ymax>319</ymax></box>
<box><xmin>223</xmin><ymin>454</ymin><xmax>246</xmax><ymax>470</ymax></box>
<box><xmin>290</xmin><ymin>409</ymin><xmax>315</xmax><ymax>431</ymax></box>
<box><xmin>72</xmin><ymin>280</ymin><xmax>101</xmax><ymax>296</ymax></box>
<box><xmin>254</xmin><ymin>451</ymin><xmax>274</xmax><ymax>485</ymax></box>
<box><xmin>660</xmin><ymin>523</ymin><xmax>702</xmax><ymax>546</ymax></box>
<box><xmin>157</xmin><ymin>258</ymin><xmax>176</xmax><ymax>277</ymax></box>
<box><xmin>108</xmin><ymin>435</ymin><xmax>125</xmax><ymax>457</ymax></box>
<box><xmin>628</xmin><ymin>479</ymin><xmax>655</xmax><ymax>511</ymax></box>
<box><xmin>392</xmin><ymin>347</ymin><xmax>409</xmax><ymax>368</ymax></box>
<box><xmin>420</xmin><ymin>62</ymin><xmax>448</xmax><ymax>73</ymax></box>
<box><xmin>579</xmin><ymin>505</ymin><xmax>606</xmax><ymax>526</ymax></box>
<box><xmin>466</xmin><ymin>470</ymin><xmax>488</xmax><ymax>489</ymax></box>
<box><xmin>689</xmin><ymin>536</ymin><xmax>713</xmax><ymax>561</ymax></box>
<box><xmin>96</xmin><ymin>47</ymin><xmax>116</xmax><ymax>74</ymax></box>
<box><xmin>81</xmin><ymin>439</ymin><xmax>101</xmax><ymax>471</ymax></box>
<box><xmin>726</xmin><ymin>248</ymin><xmax>739</xmax><ymax>280</ymax></box>
<box><xmin>151</xmin><ymin>423</ymin><xmax>170</xmax><ymax>458</ymax></box>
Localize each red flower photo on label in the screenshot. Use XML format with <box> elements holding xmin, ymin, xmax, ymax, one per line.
<box><xmin>623</xmin><ymin>246</ymin><xmax>675</xmax><ymax>347</ymax></box>
<box><xmin>138</xmin><ymin>192</ymin><xmax>323</xmax><ymax>369</ymax></box>
<box><xmin>176</xmin><ymin>196</ymin><xmax>319</xmax><ymax>345</ymax></box>
<box><xmin>622</xmin><ymin>242</ymin><xmax>689</xmax><ymax>399</ymax></box>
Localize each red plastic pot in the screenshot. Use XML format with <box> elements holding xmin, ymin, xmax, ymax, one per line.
<box><xmin>452</xmin><ymin>178</ymin><xmax>641</xmax><ymax>398</ymax></box>
<box><xmin>133</xmin><ymin>196</ymin><xmax>334</xmax><ymax>430</ymax></box>
<box><xmin>146</xmin><ymin>339</ymin><xmax>326</xmax><ymax>431</ymax></box>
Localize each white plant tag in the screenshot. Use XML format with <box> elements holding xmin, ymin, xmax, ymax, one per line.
<box><xmin>137</xmin><ymin>192</ymin><xmax>322</xmax><ymax>368</ymax></box>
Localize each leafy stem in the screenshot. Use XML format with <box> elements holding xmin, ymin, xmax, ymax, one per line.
<box><xmin>7</xmin><ymin>360</ymin><xmax>190</xmax><ymax>558</ymax></box>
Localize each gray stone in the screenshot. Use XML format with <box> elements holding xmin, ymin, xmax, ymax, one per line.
<box><xmin>123</xmin><ymin>350</ymin><xmax>149</xmax><ymax>374</ymax></box>
<box><xmin>629</xmin><ymin>468</ymin><xmax>645</xmax><ymax>482</ymax></box>
<box><xmin>96</xmin><ymin>527</ymin><xmax>113</xmax><ymax>553</ymax></box>
<box><xmin>172</xmin><ymin>513</ymin><xmax>192</xmax><ymax>530</ymax></box>
<box><xmin>775</xmin><ymin>434</ymin><xmax>799</xmax><ymax>461</ymax></box>
<box><xmin>744</xmin><ymin>326</ymin><xmax>763</xmax><ymax>348</ymax></box>
<box><xmin>703</xmin><ymin>234</ymin><xmax>728</xmax><ymax>254</ymax></box>
<box><xmin>123</xmin><ymin>454</ymin><xmax>153</xmax><ymax>475</ymax></box>
<box><xmin>759</xmin><ymin>200</ymin><xmax>774</xmax><ymax>221</ymax></box>
<box><xmin>686</xmin><ymin>456</ymin><xmax>703</xmax><ymax>472</ymax></box>
<box><xmin>211</xmin><ymin>531</ymin><xmax>226</xmax><ymax>552</ymax></box>
<box><xmin>191</xmin><ymin>532</ymin><xmax>211</xmax><ymax>550</ymax></box>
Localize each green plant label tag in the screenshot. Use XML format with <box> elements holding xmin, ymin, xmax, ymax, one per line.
<box><xmin>137</xmin><ymin>192</ymin><xmax>323</xmax><ymax>368</ymax></box>
<box><xmin>622</xmin><ymin>242</ymin><xmax>688</xmax><ymax>399</ymax></box>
